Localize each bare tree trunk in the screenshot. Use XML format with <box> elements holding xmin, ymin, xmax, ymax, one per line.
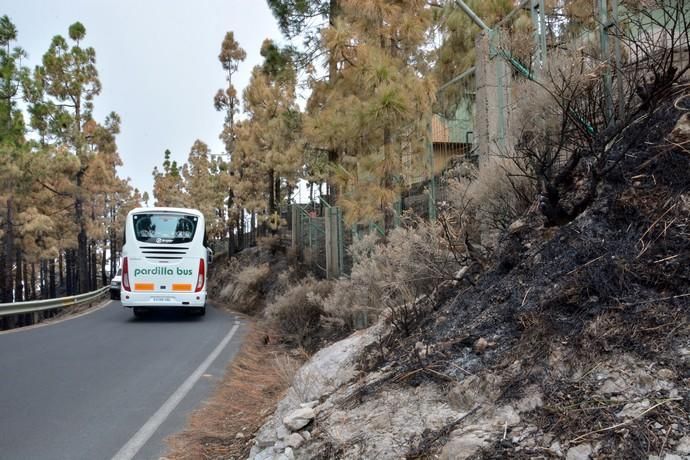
<box><xmin>49</xmin><ymin>258</ymin><xmax>56</xmax><ymax>299</ymax></box>
<box><xmin>250</xmin><ymin>211</ymin><xmax>256</xmax><ymax>245</ymax></box>
<box><xmin>14</xmin><ymin>248</ymin><xmax>23</xmax><ymax>302</ymax></box>
<box><xmin>39</xmin><ymin>260</ymin><xmax>46</xmax><ymax>299</ymax></box>
<box><xmin>326</xmin><ymin>0</ymin><xmax>341</xmax><ymax>206</ymax></box>
<box><xmin>58</xmin><ymin>251</ymin><xmax>64</xmax><ymax>295</ymax></box>
<box><xmin>101</xmin><ymin>247</ymin><xmax>107</xmax><ymax>286</ymax></box>
<box><xmin>268</xmin><ymin>169</ymin><xmax>276</xmax><ymax>215</ymax></box>
<box><xmin>1</xmin><ymin>198</ymin><xmax>14</xmax><ymax>303</ymax></box>
<box><xmin>227</xmin><ymin>191</ymin><xmax>236</xmax><ymax>256</ymax></box>
<box><xmin>65</xmin><ymin>250</ymin><xmax>73</xmax><ymax>296</ymax></box>
<box><xmin>238</xmin><ymin>213</ymin><xmax>244</xmax><ymax>250</ymax></box>
<box><xmin>30</xmin><ymin>263</ymin><xmax>36</xmax><ymax>300</ymax></box>
<box><xmin>75</xmin><ymin>171</ymin><xmax>89</xmax><ymax>294</ymax></box>
<box><xmin>90</xmin><ymin>240</ymin><xmax>97</xmax><ymax>290</ymax></box>
<box><xmin>383</xmin><ymin>127</ymin><xmax>395</xmax><ymax>231</ymax></box>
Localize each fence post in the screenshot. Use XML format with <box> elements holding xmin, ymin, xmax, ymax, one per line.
<box><xmin>337</xmin><ymin>207</ymin><xmax>344</xmax><ymax>276</ymax></box>
<box><xmin>427</xmin><ymin>116</ymin><xmax>437</xmax><ymax>221</ymax></box>
<box><xmin>324</xmin><ymin>207</ymin><xmax>341</xmax><ymax>279</ymax></box>
<box><xmin>599</xmin><ymin>0</ymin><xmax>615</xmax><ymax>125</ymax></box>
<box><xmin>530</xmin><ymin>0</ymin><xmax>547</xmax><ymax>71</ymax></box>
<box><xmin>291</xmin><ymin>205</ymin><xmax>302</xmax><ymax>258</ymax></box>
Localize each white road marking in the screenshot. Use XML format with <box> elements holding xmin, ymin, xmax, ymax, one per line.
<box><xmin>111</xmin><ymin>322</ymin><xmax>241</xmax><ymax>460</ymax></box>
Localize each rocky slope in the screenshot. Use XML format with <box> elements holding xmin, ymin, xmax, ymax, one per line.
<box><xmin>248</xmin><ymin>97</ymin><xmax>690</xmax><ymax>459</ymax></box>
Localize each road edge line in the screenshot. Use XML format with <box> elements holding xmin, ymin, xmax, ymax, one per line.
<box><xmin>111</xmin><ymin>321</ymin><xmax>242</xmax><ymax>460</ymax></box>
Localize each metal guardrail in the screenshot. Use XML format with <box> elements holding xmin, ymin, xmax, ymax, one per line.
<box><xmin>0</xmin><ymin>286</ymin><xmax>109</xmax><ymax>318</ymax></box>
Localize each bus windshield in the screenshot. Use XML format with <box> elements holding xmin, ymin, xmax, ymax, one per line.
<box><xmin>132</xmin><ymin>213</ymin><xmax>198</xmax><ymax>244</ymax></box>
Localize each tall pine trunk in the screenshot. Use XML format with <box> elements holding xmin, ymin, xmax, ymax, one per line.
<box><xmin>326</xmin><ymin>0</ymin><xmax>341</xmax><ymax>205</ymax></box>
<box><xmin>251</xmin><ymin>211</ymin><xmax>256</xmax><ymax>245</ymax></box>
<box><xmin>58</xmin><ymin>251</ymin><xmax>64</xmax><ymax>295</ymax></box>
<box><xmin>1</xmin><ymin>198</ymin><xmax>14</xmax><ymax>303</ymax></box>
<box><xmin>383</xmin><ymin>126</ymin><xmax>395</xmax><ymax>231</ymax></box>
<box><xmin>14</xmin><ymin>249</ymin><xmax>23</xmax><ymax>303</ymax></box>
<box><xmin>90</xmin><ymin>240</ymin><xmax>97</xmax><ymax>290</ymax></box>
<box><xmin>65</xmin><ymin>250</ymin><xmax>73</xmax><ymax>296</ymax></box>
<box><xmin>101</xmin><ymin>247</ymin><xmax>106</xmax><ymax>286</ymax></box>
<box><xmin>237</xmin><ymin>213</ymin><xmax>244</xmax><ymax>250</ymax></box>
<box><xmin>30</xmin><ymin>263</ymin><xmax>36</xmax><ymax>300</ymax></box>
<box><xmin>227</xmin><ymin>191</ymin><xmax>236</xmax><ymax>256</ymax></box>
<box><xmin>49</xmin><ymin>258</ymin><xmax>56</xmax><ymax>298</ymax></box>
<box><xmin>75</xmin><ymin>179</ymin><xmax>89</xmax><ymax>294</ymax></box>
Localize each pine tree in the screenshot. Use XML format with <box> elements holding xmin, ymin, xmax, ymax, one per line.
<box><xmin>267</xmin><ymin>0</ymin><xmax>342</xmax><ymax>201</ymax></box>
<box><xmin>152</xmin><ymin>149</ymin><xmax>187</xmax><ymax>207</ymax></box>
<box><xmin>233</xmin><ymin>40</ymin><xmax>301</xmax><ymax>232</ymax></box>
<box><xmin>304</xmin><ymin>0</ymin><xmax>435</xmax><ymax>228</ymax></box>
<box><xmin>32</xmin><ymin>22</ymin><xmax>102</xmax><ymax>294</ymax></box>
<box><xmin>182</xmin><ymin>140</ymin><xmax>226</xmax><ymax>239</ymax></box>
<box><xmin>0</xmin><ymin>15</ymin><xmax>30</xmax><ymax>302</ymax></box>
<box><xmin>214</xmin><ymin>31</ymin><xmax>246</xmax><ymax>254</ymax></box>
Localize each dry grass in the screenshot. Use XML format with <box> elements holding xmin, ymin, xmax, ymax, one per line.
<box><xmin>265</xmin><ymin>276</ymin><xmax>333</xmax><ymax>349</ymax></box>
<box><xmin>323</xmin><ymin>221</ymin><xmax>462</xmax><ymax>331</ymax></box>
<box><xmin>445</xmin><ymin>156</ymin><xmax>535</xmax><ymax>244</ymax></box>
<box><xmin>219</xmin><ymin>263</ymin><xmax>272</xmax><ymax>314</ymax></box>
<box><xmin>164</xmin><ymin>324</ymin><xmax>294</xmax><ymax>460</ymax></box>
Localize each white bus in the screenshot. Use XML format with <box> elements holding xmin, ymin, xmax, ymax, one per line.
<box><xmin>120</xmin><ymin>207</ymin><xmax>207</xmax><ymax>317</ymax></box>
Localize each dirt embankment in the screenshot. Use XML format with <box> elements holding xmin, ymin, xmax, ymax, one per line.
<box><xmin>248</xmin><ymin>95</ymin><xmax>690</xmax><ymax>458</ymax></box>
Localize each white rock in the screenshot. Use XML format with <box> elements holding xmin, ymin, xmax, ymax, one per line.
<box><xmin>284</xmin><ymin>447</ymin><xmax>295</xmax><ymax>460</ymax></box>
<box><xmin>276</xmin><ymin>423</ymin><xmax>290</xmax><ymax>440</ymax></box>
<box><xmin>314</xmin><ymin>401</ymin><xmax>333</xmax><ymax>415</ymax></box>
<box><xmin>516</xmin><ymin>389</ymin><xmax>543</xmax><ymax>413</ymax></box>
<box><xmin>285</xmin><ymin>432</ymin><xmax>304</xmax><ymax>449</ymax></box>
<box><xmin>566</xmin><ymin>443</ymin><xmax>592</xmax><ymax>460</ymax></box>
<box><xmin>663</xmin><ymin>455</ymin><xmax>682</xmax><ymax>460</ymax></box>
<box><xmin>676</xmin><ymin>435</ymin><xmax>690</xmax><ymax>454</ymax></box>
<box><xmin>549</xmin><ymin>441</ymin><xmax>563</xmax><ymax>457</ymax></box>
<box><xmin>300</xmin><ymin>400</ymin><xmax>319</xmax><ymax>409</ymax></box>
<box><xmin>599</xmin><ymin>377</ymin><xmax>627</xmax><ymax>394</ymax></box>
<box><xmin>494</xmin><ymin>405</ymin><xmax>521</xmax><ymax>426</ymax></box>
<box><xmin>440</xmin><ymin>429</ymin><xmax>489</xmax><ymax>460</ymax></box>
<box><xmin>616</xmin><ymin>399</ymin><xmax>651</xmax><ymax>419</ymax></box>
<box><xmin>657</xmin><ymin>368</ymin><xmax>675</xmax><ymax>380</ymax></box>
<box><xmin>301</xmin><ymin>430</ymin><xmax>311</xmax><ymax>441</ymax></box>
<box><xmin>235</xmin><ymin>432</ymin><xmax>245</xmax><ymax>439</ymax></box>
<box><xmin>508</xmin><ymin>219</ymin><xmax>527</xmax><ymax>233</ymax></box>
<box><xmin>283</xmin><ymin>407</ymin><xmax>315</xmax><ymax>431</ymax></box>
<box><xmin>253</xmin><ymin>447</ymin><xmax>275</xmax><ymax>460</ymax></box>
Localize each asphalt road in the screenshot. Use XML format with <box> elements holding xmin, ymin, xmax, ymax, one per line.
<box><xmin>0</xmin><ymin>301</ymin><xmax>245</xmax><ymax>460</ymax></box>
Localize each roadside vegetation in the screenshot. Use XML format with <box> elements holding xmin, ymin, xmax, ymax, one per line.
<box><xmin>4</xmin><ymin>0</ymin><xmax>689</xmax><ymax>458</ymax></box>
<box><xmin>168</xmin><ymin>0</ymin><xmax>690</xmax><ymax>459</ymax></box>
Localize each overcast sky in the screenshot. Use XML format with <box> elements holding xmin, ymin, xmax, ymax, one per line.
<box><xmin>5</xmin><ymin>0</ymin><xmax>283</xmax><ymax>199</ymax></box>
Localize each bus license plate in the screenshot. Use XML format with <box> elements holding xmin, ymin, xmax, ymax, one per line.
<box><xmin>152</xmin><ymin>296</ymin><xmax>171</xmax><ymax>303</ymax></box>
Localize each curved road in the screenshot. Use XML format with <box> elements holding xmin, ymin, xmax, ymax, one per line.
<box><xmin>0</xmin><ymin>301</ymin><xmax>245</xmax><ymax>460</ymax></box>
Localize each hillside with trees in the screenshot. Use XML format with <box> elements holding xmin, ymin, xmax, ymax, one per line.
<box><xmin>0</xmin><ymin>17</ymin><xmax>144</xmax><ymax>326</ymax></box>
<box><xmin>162</xmin><ymin>0</ymin><xmax>690</xmax><ymax>459</ymax></box>
<box><xmin>2</xmin><ymin>1</ymin><xmax>689</xmax><ymax>457</ymax></box>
